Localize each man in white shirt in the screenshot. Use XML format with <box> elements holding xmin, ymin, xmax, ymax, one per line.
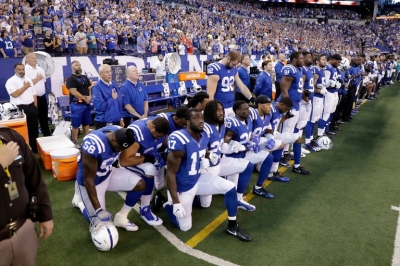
<box><xmin>24</xmin><ymin>52</ymin><xmax>51</xmax><ymax>137</ymax></box>
<box><xmin>75</xmin><ymin>25</ymin><xmax>88</xmax><ymax>54</ymax></box>
<box><xmin>5</xmin><ymin>63</ymin><xmax>39</xmax><ymax>153</ymax></box>
<box><xmin>151</xmin><ymin>54</ymin><xmax>166</xmax><ymax>80</ymax></box>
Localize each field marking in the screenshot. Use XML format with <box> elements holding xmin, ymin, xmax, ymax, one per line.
<box><xmin>392</xmin><ymin>205</ymin><xmax>400</xmax><ymax>266</ymax></box>
<box><xmin>186</xmin><ymin>163</ymin><xmax>293</xmax><ymax>248</ymax></box>
<box><xmin>118</xmin><ymin>192</ymin><xmax>239</xmax><ymax>266</ymax></box>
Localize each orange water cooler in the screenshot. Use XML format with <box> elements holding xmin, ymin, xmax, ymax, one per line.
<box><xmin>0</xmin><ymin>115</ymin><xmax>29</xmax><ymax>143</ymax></box>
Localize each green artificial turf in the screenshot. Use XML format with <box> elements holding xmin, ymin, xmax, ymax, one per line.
<box><xmin>37</xmin><ymin>85</ymin><xmax>400</xmax><ymax>266</ymax></box>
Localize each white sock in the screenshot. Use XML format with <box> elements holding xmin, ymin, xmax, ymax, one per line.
<box><xmin>271</xmin><ymin>162</ymin><xmax>279</xmax><ymax>173</ymax></box>
<box><xmin>305</xmin><ymin>138</ymin><xmax>311</xmax><ymax>145</ymax></box>
<box><xmin>294</xmin><ymin>164</ymin><xmax>300</xmax><ymax>168</ymax></box>
<box><xmin>237</xmin><ymin>193</ymin><xmax>243</xmax><ymax>201</ymax></box>
<box><xmin>140</xmin><ymin>195</ymin><xmax>152</xmax><ymax>207</ymax></box>
<box><xmin>317</xmin><ymin>128</ymin><xmax>325</xmax><ymax>136</ymax></box>
<box><xmin>118</xmin><ymin>204</ymin><xmax>132</xmax><ymax>217</ymax></box>
<box><xmin>284</xmin><ymin>144</ymin><xmax>289</xmax><ymax>152</ymax></box>
<box><xmin>228</xmin><ymin>216</ymin><xmax>237</xmax><ymax>220</ymax></box>
<box><xmin>255</xmin><ymin>185</ymin><xmax>262</xmax><ymax>190</ymax></box>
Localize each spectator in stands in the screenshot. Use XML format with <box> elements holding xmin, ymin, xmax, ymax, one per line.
<box><xmin>121</xmin><ymin>66</ymin><xmax>149</xmax><ymax>127</ymax></box>
<box><xmin>5</xmin><ymin>63</ymin><xmax>38</xmax><ymax>153</ymax></box>
<box><xmin>137</xmin><ymin>31</ymin><xmax>147</xmax><ymax>55</ymax></box>
<box><xmin>92</xmin><ymin>64</ymin><xmax>124</xmax><ymax>129</ymax></box>
<box><xmin>95</xmin><ymin>27</ymin><xmax>106</xmax><ymax>53</ymax></box>
<box><xmin>53</xmin><ymin>33</ymin><xmax>63</xmax><ymax>57</ymax></box>
<box><xmin>41</xmin><ymin>10</ymin><xmax>53</xmax><ymax>34</ymax></box>
<box><xmin>236</xmin><ymin>54</ymin><xmax>251</xmax><ymax>102</ymax></box>
<box><xmin>66</xmin><ymin>60</ymin><xmax>93</xmax><ymax>147</ymax></box>
<box><xmin>65</xmin><ymin>27</ymin><xmax>76</xmax><ymax>55</ymax></box>
<box><xmin>274</xmin><ymin>53</ymin><xmax>286</xmax><ymax>100</ymax></box>
<box><xmin>25</xmin><ymin>52</ymin><xmax>51</xmax><ymax>137</ymax></box>
<box><xmin>43</xmin><ymin>30</ymin><xmax>53</xmax><ymax>54</ymax></box>
<box><xmin>86</xmin><ymin>28</ymin><xmax>97</xmax><ymax>55</ymax></box>
<box><xmin>9</xmin><ymin>26</ymin><xmax>22</xmax><ymax>56</ymax></box>
<box><xmin>105</xmin><ymin>28</ymin><xmax>117</xmax><ymax>55</ymax></box>
<box><xmin>32</xmin><ymin>11</ymin><xmax>42</xmax><ymax>35</ymax></box>
<box><xmin>75</xmin><ymin>25</ymin><xmax>88</xmax><ymax>54</ymax></box>
<box><xmin>21</xmin><ymin>23</ymin><xmax>34</xmax><ymax>55</ymax></box>
<box><xmin>0</xmin><ymin>30</ymin><xmax>17</xmax><ymax>58</ymax></box>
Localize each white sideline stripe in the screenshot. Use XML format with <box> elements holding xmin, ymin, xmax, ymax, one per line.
<box><xmin>117</xmin><ymin>192</ymin><xmax>240</xmax><ymax>266</ymax></box>
<box><xmin>392</xmin><ymin>205</ymin><xmax>400</xmax><ymax>266</ymax></box>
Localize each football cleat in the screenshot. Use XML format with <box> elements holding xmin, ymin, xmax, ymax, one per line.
<box><xmin>310</xmin><ymin>140</ymin><xmax>321</xmax><ymax>152</ymax></box>
<box><xmin>301</xmin><ymin>147</ymin><xmax>310</xmax><ymax>154</ymax></box>
<box><xmin>140</xmin><ymin>205</ymin><xmax>163</xmax><ymax>226</ymax></box>
<box><xmin>337</xmin><ymin>119</ymin><xmax>345</xmax><ymax>124</ymax></box>
<box><xmin>114</xmin><ymin>213</ymin><xmax>139</xmax><ymax>231</ymax></box>
<box><xmin>304</xmin><ymin>143</ymin><xmax>317</xmax><ymax>152</ymax></box>
<box><xmin>279</xmin><ymin>157</ymin><xmax>290</xmax><ymax>167</ymax></box>
<box><xmin>72</xmin><ymin>194</ymin><xmax>82</xmax><ymax>208</ymax></box>
<box><xmin>237</xmin><ymin>199</ymin><xmax>256</xmax><ymax>211</ymax></box>
<box><xmin>152</xmin><ymin>191</ymin><xmax>167</xmax><ymax>212</ymax></box>
<box><xmin>292</xmin><ymin>166</ymin><xmax>311</xmax><ymax>175</ymax></box>
<box><xmin>268</xmin><ymin>171</ymin><xmax>290</xmax><ymax>182</ymax></box>
<box><xmin>226</xmin><ymin>224</ymin><xmax>251</xmax><ymax>242</ymax></box>
<box><xmin>253</xmin><ymin>186</ymin><xmax>274</xmax><ymax>199</ymax></box>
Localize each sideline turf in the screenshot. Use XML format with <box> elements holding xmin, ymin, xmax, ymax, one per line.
<box><xmin>37</xmin><ymin>85</ymin><xmax>400</xmax><ymax>266</ymax></box>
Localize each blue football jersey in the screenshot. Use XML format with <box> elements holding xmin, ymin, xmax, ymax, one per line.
<box><xmin>128</xmin><ymin>119</ymin><xmax>165</xmax><ymax>154</ymax></box>
<box><xmin>311</xmin><ymin>66</ymin><xmax>326</xmax><ymax>99</ymax></box>
<box><xmin>207</xmin><ymin>62</ymin><xmax>238</xmax><ymax>109</ymax></box>
<box><xmin>167</xmin><ymin>129</ymin><xmax>209</xmax><ymax>192</ymax></box>
<box><xmin>249</xmin><ymin>107</ymin><xmax>271</xmax><ymax>138</ymax></box>
<box><xmin>325</xmin><ymin>63</ymin><xmax>339</xmax><ymax>92</ymax></box>
<box><xmin>277</xmin><ymin>65</ymin><xmax>303</xmax><ymax>111</ymax></box>
<box><xmin>203</xmin><ymin>122</ymin><xmax>225</xmax><ymax>166</ymax></box>
<box><xmin>157</xmin><ymin>112</ymin><xmax>179</xmax><ymax>135</ymax></box>
<box><xmin>270</xmin><ymin>103</ymin><xmax>284</xmax><ymax>131</ymax></box>
<box><xmin>76</xmin><ymin>126</ymin><xmax>121</xmax><ymax>186</ymax></box>
<box><xmin>225</xmin><ymin>117</ymin><xmax>252</xmax><ymax>159</ymax></box>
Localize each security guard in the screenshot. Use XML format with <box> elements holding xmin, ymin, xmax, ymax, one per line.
<box><xmin>0</xmin><ymin>126</ymin><xmax>53</xmax><ymax>266</ymax></box>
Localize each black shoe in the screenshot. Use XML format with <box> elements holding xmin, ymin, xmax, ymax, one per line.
<box><xmin>332</xmin><ymin>125</ymin><xmax>340</xmax><ymax>131</ymax></box>
<box><xmin>227</xmin><ymin>224</ymin><xmax>251</xmax><ymax>242</ymax></box>
<box><xmin>292</xmin><ymin>166</ymin><xmax>311</xmax><ymax>175</ymax></box>
<box><xmin>152</xmin><ymin>191</ymin><xmax>167</xmax><ymax>212</ymax></box>
<box><xmin>326</xmin><ymin>130</ymin><xmax>336</xmax><ymax>136</ymax></box>
<box><xmin>283</xmin><ymin>153</ymin><xmax>293</xmax><ymax>160</ymax></box>
<box><xmin>343</xmin><ymin>117</ymin><xmax>352</xmax><ymax>122</ymax></box>
<box><xmin>337</xmin><ymin>119</ymin><xmax>345</xmax><ymax>124</ymax></box>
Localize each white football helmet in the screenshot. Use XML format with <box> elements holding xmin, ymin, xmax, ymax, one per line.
<box><xmin>192</xmin><ymin>84</ymin><xmax>202</xmax><ymax>93</ymax></box>
<box><xmin>177</xmin><ymin>86</ymin><xmax>187</xmax><ymax>95</ymax></box>
<box><xmin>1</xmin><ymin>103</ymin><xmax>21</xmax><ymax>120</ymax></box>
<box><xmin>316</xmin><ymin>136</ymin><xmax>333</xmax><ymax>150</ymax></box>
<box><xmin>339</xmin><ymin>57</ymin><xmax>350</xmax><ymax>72</ymax></box>
<box><xmin>90</xmin><ymin>221</ymin><xmax>119</xmax><ymax>251</ymax></box>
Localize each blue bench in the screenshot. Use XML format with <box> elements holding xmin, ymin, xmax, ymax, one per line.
<box><xmin>146</xmin><ymin>79</ymin><xmax>207</xmax><ymax>112</ymax></box>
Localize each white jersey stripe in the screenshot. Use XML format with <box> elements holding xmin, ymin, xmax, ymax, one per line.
<box><xmin>173</xmin><ymin>131</ymin><xmax>190</xmax><ymax>143</ymax></box>
<box><xmin>86</xmin><ymin>135</ymin><xmax>105</xmax><ymax>153</ymax></box>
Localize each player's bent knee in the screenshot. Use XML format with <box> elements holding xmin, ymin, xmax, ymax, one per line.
<box><xmin>134</xmin><ymin>179</ymin><xmax>146</xmax><ymax>191</ymax></box>
<box><xmin>137</xmin><ymin>162</ymin><xmax>157</xmax><ymax>177</ymax></box>
<box><xmin>179</xmin><ymin>221</ymin><xmax>192</xmax><ymax>232</ymax></box>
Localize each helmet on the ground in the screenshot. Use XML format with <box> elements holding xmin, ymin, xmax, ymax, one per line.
<box><xmin>316</xmin><ymin>136</ymin><xmax>333</xmax><ymax>150</ymax></box>
<box><xmin>90</xmin><ymin>221</ymin><xmax>119</xmax><ymax>251</ymax></box>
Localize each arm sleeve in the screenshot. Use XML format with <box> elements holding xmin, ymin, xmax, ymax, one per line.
<box><xmin>92</xmin><ymin>84</ymin><xmax>114</xmax><ymax>112</ymax></box>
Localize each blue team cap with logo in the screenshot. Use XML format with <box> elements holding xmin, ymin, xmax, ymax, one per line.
<box><xmin>115</xmin><ymin>128</ymin><xmax>135</xmax><ymax>149</ymax></box>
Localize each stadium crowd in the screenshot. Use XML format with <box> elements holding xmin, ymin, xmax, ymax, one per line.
<box><xmin>0</xmin><ymin>0</ymin><xmax>397</xmax><ymax>59</ymax></box>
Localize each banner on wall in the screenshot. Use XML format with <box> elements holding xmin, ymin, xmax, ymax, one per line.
<box><xmin>0</xmin><ymin>54</ymin><xmax>217</xmax><ymax>102</ymax></box>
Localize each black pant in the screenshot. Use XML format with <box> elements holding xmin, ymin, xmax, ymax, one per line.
<box><xmin>234</xmin><ymin>92</ymin><xmax>250</xmax><ymax>103</ymax></box>
<box><xmin>343</xmin><ymin>85</ymin><xmax>357</xmax><ymax>119</ymax></box>
<box><xmin>37</xmin><ymin>95</ymin><xmax>51</xmax><ymax>137</ymax></box>
<box><xmin>122</xmin><ymin>117</ymin><xmax>139</xmax><ymax>128</ymax></box>
<box><xmin>275</xmin><ymin>81</ymin><xmax>281</xmax><ymax>100</ymax></box>
<box><xmin>17</xmin><ymin>103</ymin><xmax>38</xmax><ymax>153</ymax></box>
<box><xmin>95</xmin><ymin>121</ymin><xmax>120</xmax><ymax>129</ymax></box>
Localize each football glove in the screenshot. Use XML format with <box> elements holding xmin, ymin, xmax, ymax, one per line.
<box><xmin>252</xmin><ymin>136</ymin><xmax>261</xmax><ymax>145</ymax></box>
<box><xmin>200</xmin><ymin>157</ymin><xmax>210</xmax><ymax>169</ymax></box>
<box><xmin>173</xmin><ymin>203</ymin><xmax>186</xmax><ymax>218</ymax></box>
<box><xmin>264</xmin><ymin>139</ymin><xmax>275</xmax><ymax>150</ymax></box>
<box><xmin>246</xmin><ymin>142</ymin><xmax>261</xmax><ymax>153</ymax></box>
<box><xmin>328</xmin><ymin>80</ymin><xmax>336</xmax><ymax>88</ymax></box>
<box><xmin>335</xmin><ymin>81</ymin><xmax>342</xmax><ymax>89</ymax></box>
<box><xmin>209</xmin><ymin>152</ymin><xmax>219</xmax><ymax>165</ymax></box>
<box><xmin>95</xmin><ymin>208</ymin><xmax>113</xmax><ymax>223</ymax></box>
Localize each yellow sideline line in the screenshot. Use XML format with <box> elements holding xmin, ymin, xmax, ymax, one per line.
<box><xmin>186</xmin><ymin>163</ymin><xmax>293</xmax><ymax>248</ymax></box>
<box><xmin>186</xmin><ymin>99</ymin><xmax>371</xmax><ymax>248</ymax></box>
